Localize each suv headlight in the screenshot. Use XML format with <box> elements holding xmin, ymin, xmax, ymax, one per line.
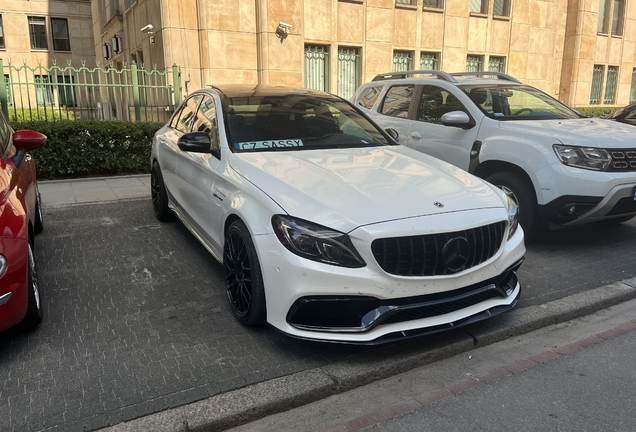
<box><xmin>272</xmin><ymin>215</ymin><xmax>366</xmax><ymax>268</ymax></box>
<box><xmin>553</xmin><ymin>145</ymin><xmax>611</xmax><ymax>171</ymax></box>
<box><xmin>505</xmin><ymin>195</ymin><xmax>519</xmax><ymax>240</ymax></box>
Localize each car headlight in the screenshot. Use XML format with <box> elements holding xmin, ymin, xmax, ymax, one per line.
<box><xmin>505</xmin><ymin>195</ymin><xmax>519</xmax><ymax>240</ymax></box>
<box><xmin>272</xmin><ymin>215</ymin><xmax>366</xmax><ymax>268</ymax></box>
<box><xmin>553</xmin><ymin>145</ymin><xmax>611</xmax><ymax>171</ymax></box>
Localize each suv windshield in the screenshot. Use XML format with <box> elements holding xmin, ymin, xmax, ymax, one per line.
<box><xmin>223</xmin><ymin>95</ymin><xmax>391</xmax><ymax>152</ymax></box>
<box><xmin>460</xmin><ymin>85</ymin><xmax>580</xmax><ymax>121</ymax></box>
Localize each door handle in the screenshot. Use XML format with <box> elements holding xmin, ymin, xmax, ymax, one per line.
<box><xmin>411</xmin><ymin>132</ymin><xmax>422</xmax><ymax>139</ymax></box>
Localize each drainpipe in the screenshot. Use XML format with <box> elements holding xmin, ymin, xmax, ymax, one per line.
<box><xmin>256</xmin><ymin>0</ymin><xmax>269</xmax><ymax>85</ymax></box>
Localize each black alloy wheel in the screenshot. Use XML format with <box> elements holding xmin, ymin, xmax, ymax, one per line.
<box><xmin>223</xmin><ymin>220</ymin><xmax>266</xmax><ymax>326</ymax></box>
<box><xmin>151</xmin><ymin>161</ymin><xmax>175</xmax><ymax>222</ymax></box>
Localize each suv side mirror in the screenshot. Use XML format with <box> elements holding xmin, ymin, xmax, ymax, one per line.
<box><xmin>440</xmin><ymin>111</ymin><xmax>475</xmax><ymax>129</ymax></box>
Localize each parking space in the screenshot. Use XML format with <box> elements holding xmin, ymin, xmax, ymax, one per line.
<box><xmin>1</xmin><ymin>199</ymin><xmax>635</xmax><ymax>431</ymax></box>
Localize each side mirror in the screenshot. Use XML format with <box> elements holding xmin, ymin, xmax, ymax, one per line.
<box><xmin>13</xmin><ymin>130</ymin><xmax>47</xmax><ymax>150</ymax></box>
<box><xmin>11</xmin><ymin>130</ymin><xmax>47</xmax><ymax>168</ymax></box>
<box><xmin>178</xmin><ymin>132</ymin><xmax>213</xmax><ymax>153</ymax></box>
<box><xmin>440</xmin><ymin>111</ymin><xmax>475</xmax><ymax>129</ymax></box>
<box><xmin>385</xmin><ymin>128</ymin><xmax>400</xmax><ymax>143</ymax></box>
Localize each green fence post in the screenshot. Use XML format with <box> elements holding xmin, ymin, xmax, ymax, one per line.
<box><xmin>131</xmin><ymin>61</ymin><xmax>141</xmax><ymax>121</ymax></box>
<box><xmin>0</xmin><ymin>59</ymin><xmax>7</xmax><ymax>118</ymax></box>
<box><xmin>172</xmin><ymin>64</ymin><xmax>181</xmax><ymax>107</ymax></box>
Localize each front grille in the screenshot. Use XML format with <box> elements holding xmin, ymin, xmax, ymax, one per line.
<box><xmin>371</xmin><ymin>221</ymin><xmax>506</xmax><ymax>276</ymax></box>
<box><xmin>607</xmin><ymin>197</ymin><xmax>636</xmax><ymax>216</ymax></box>
<box><xmin>607</xmin><ymin>149</ymin><xmax>636</xmax><ymax>172</ymax></box>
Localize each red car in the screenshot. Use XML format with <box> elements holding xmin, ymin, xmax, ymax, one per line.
<box><xmin>0</xmin><ymin>111</ymin><xmax>47</xmax><ymax>333</ymax></box>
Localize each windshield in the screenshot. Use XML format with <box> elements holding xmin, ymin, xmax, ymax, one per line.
<box><xmin>460</xmin><ymin>85</ymin><xmax>580</xmax><ymax>120</ymax></box>
<box><xmin>223</xmin><ymin>94</ymin><xmax>391</xmax><ymax>152</ymax></box>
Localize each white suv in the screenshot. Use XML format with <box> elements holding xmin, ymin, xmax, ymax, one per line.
<box><xmin>352</xmin><ymin>71</ymin><xmax>636</xmax><ymax>237</ymax></box>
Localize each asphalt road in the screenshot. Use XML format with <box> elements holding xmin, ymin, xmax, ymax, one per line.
<box><xmin>1</xmin><ymin>199</ymin><xmax>635</xmax><ymax>431</ymax></box>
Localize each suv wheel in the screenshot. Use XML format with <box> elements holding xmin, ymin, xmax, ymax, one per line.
<box><xmin>487</xmin><ymin>172</ymin><xmax>542</xmax><ymax>238</ymax></box>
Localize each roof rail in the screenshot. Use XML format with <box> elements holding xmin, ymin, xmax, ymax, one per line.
<box><xmin>450</xmin><ymin>72</ymin><xmax>522</xmax><ymax>84</ymax></box>
<box><xmin>371</xmin><ymin>70</ymin><xmax>458</xmax><ymax>83</ymax></box>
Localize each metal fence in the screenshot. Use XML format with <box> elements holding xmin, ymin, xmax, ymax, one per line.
<box><xmin>0</xmin><ymin>59</ymin><xmax>182</xmax><ymax>122</ymax></box>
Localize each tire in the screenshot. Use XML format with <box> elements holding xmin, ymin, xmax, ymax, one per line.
<box><xmin>34</xmin><ymin>188</ymin><xmax>44</xmax><ymax>234</ymax></box>
<box><xmin>486</xmin><ymin>171</ymin><xmax>543</xmax><ymax>238</ymax></box>
<box><xmin>223</xmin><ymin>220</ymin><xmax>267</xmax><ymax>326</ymax></box>
<box><xmin>151</xmin><ymin>161</ymin><xmax>176</xmax><ymax>222</ymax></box>
<box><xmin>20</xmin><ymin>243</ymin><xmax>43</xmax><ymax>330</ymax></box>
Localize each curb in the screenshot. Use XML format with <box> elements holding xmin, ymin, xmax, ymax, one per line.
<box><xmin>99</xmin><ymin>277</ymin><xmax>636</xmax><ymax>432</ymax></box>
<box><xmin>38</xmin><ymin>174</ymin><xmax>150</xmax><ymax>184</ymax></box>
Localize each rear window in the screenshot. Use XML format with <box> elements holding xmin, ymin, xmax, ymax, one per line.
<box><xmin>380</xmin><ymin>85</ymin><xmax>414</xmax><ymax>119</ymax></box>
<box><xmin>224</xmin><ymin>95</ymin><xmax>391</xmax><ymax>152</ymax></box>
<box><xmin>358</xmin><ymin>86</ymin><xmax>382</xmax><ymax>109</ymax></box>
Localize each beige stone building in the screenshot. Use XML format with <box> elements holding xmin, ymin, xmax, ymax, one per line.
<box><xmin>3</xmin><ymin>0</ymin><xmax>631</xmax><ymax>110</ymax></box>
<box><xmin>0</xmin><ymin>0</ymin><xmax>94</xmax><ymax>107</ymax></box>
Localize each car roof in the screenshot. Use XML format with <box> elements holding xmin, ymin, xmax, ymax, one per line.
<box><xmin>366</xmin><ymin>70</ymin><xmax>524</xmax><ymax>87</ymax></box>
<box><xmin>197</xmin><ymin>85</ymin><xmax>340</xmax><ymax>100</ymax></box>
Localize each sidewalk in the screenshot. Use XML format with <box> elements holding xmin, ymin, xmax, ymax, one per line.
<box><xmin>38</xmin><ymin>174</ymin><xmax>151</xmax><ymax>207</ymax></box>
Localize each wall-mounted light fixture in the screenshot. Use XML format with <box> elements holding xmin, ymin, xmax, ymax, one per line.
<box><xmin>112</xmin><ymin>35</ymin><xmax>122</xmax><ymax>54</ymax></box>
<box><xmin>102</xmin><ymin>43</ymin><xmax>111</xmax><ymax>60</ymax></box>
<box><xmin>276</xmin><ymin>21</ymin><xmax>291</xmax><ymax>42</ymax></box>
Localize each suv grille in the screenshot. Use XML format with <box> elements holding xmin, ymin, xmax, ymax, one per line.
<box><xmin>608</xmin><ymin>149</ymin><xmax>636</xmax><ymax>172</ymax></box>
<box><xmin>371</xmin><ymin>221</ymin><xmax>506</xmax><ymax>276</ymax></box>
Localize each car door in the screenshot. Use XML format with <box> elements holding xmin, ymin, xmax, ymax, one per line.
<box><xmin>406</xmin><ymin>85</ymin><xmax>478</xmax><ymax>171</ymax></box>
<box><xmin>161</xmin><ymin>94</ymin><xmax>202</xmax><ymax>207</ymax></box>
<box><xmin>373</xmin><ymin>84</ymin><xmax>416</xmax><ymax>145</ymax></box>
<box><xmin>174</xmin><ymin>94</ymin><xmax>225</xmax><ymax>254</ymax></box>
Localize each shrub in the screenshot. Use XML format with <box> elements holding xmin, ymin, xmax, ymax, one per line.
<box><xmin>8</xmin><ymin>107</ymin><xmax>77</xmax><ymax>122</ymax></box>
<box><xmin>574</xmin><ymin>106</ymin><xmax>619</xmax><ymax>118</ymax></box>
<box><xmin>10</xmin><ymin>120</ymin><xmax>163</xmax><ymax>179</ymax></box>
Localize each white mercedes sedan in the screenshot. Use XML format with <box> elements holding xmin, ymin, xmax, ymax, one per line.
<box><xmin>150</xmin><ymin>86</ymin><xmax>525</xmax><ymax>344</ymax></box>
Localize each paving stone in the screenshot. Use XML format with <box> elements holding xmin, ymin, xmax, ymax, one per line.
<box><xmin>2</xmin><ymin>198</ymin><xmax>636</xmax><ymax>431</ymax></box>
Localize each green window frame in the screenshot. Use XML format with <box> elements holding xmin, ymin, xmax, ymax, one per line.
<box><xmin>488</xmin><ymin>56</ymin><xmax>506</xmax><ymax>73</ymax></box>
<box><xmin>3</xmin><ymin>75</ymin><xmax>11</xmax><ymax>106</ymax></box>
<box><xmin>393</xmin><ymin>51</ymin><xmax>413</xmax><ymax>72</ymax></box>
<box><xmin>35</xmin><ymin>75</ymin><xmax>53</xmax><ymax>106</ymax></box>
<box><xmin>470</xmin><ymin>0</ymin><xmax>488</xmax><ymax>14</ymax></box>
<box><xmin>423</xmin><ymin>0</ymin><xmax>444</xmax><ymax>7</ymax></box>
<box><xmin>304</xmin><ymin>45</ymin><xmax>330</xmax><ymax>92</ymax></box>
<box><xmin>590</xmin><ymin>65</ymin><xmax>605</xmax><ymax>105</ymax></box>
<box><xmin>604</xmin><ymin>66</ymin><xmax>618</xmax><ymax>105</ymax></box>
<box><xmin>337</xmin><ymin>47</ymin><xmax>360</xmax><ymax>100</ymax></box>
<box><xmin>420</xmin><ymin>52</ymin><xmax>440</xmax><ymax>70</ymax></box>
<box><xmin>466</xmin><ymin>55</ymin><xmax>484</xmax><ymax>72</ymax></box>
<box><xmin>630</xmin><ymin>68</ymin><xmax>636</xmax><ymax>104</ymax></box>
<box><xmin>493</xmin><ymin>0</ymin><xmax>510</xmax><ymax>16</ymax></box>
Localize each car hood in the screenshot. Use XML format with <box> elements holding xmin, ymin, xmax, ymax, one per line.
<box><xmin>498</xmin><ymin>118</ymin><xmax>636</xmax><ymax>147</ymax></box>
<box><xmin>229</xmin><ymin>146</ymin><xmax>505</xmax><ymax>232</ymax></box>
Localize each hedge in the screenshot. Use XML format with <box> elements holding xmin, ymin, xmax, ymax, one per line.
<box><xmin>574</xmin><ymin>106</ymin><xmax>619</xmax><ymax>118</ymax></box>
<box><xmin>11</xmin><ymin>120</ymin><xmax>163</xmax><ymax>179</ymax></box>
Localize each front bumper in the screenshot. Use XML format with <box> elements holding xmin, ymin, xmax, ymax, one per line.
<box><xmin>535</xmin><ymin>162</ymin><xmax>636</xmax><ymax>225</ymax></box>
<box><xmin>253</xmin><ymin>209</ymin><xmax>526</xmax><ymax>344</ymax></box>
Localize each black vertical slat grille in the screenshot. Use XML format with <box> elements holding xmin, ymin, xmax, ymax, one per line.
<box><xmin>371</xmin><ymin>221</ymin><xmax>507</xmax><ymax>276</ymax></box>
